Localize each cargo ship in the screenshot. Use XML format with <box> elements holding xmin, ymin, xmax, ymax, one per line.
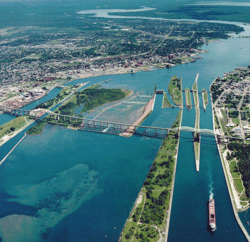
<box><xmin>208</xmin><ymin>198</ymin><xmax>216</xmax><ymax>232</ymax></box>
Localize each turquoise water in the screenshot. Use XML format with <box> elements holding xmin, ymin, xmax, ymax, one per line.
<box><xmin>0</xmin><ymin>113</ymin><xmax>16</xmax><ymax>126</ymax></box>
<box><xmin>0</xmin><ymin>91</ymin><xmax>174</xmax><ymax>241</ymax></box>
<box><xmin>0</xmin><ymin>36</ymin><xmax>250</xmax><ymax>241</ymax></box>
<box><xmin>168</xmin><ymin>38</ymin><xmax>250</xmax><ymax>241</ymax></box>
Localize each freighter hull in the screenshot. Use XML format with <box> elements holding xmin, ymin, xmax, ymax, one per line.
<box><xmin>208</xmin><ymin>198</ymin><xmax>216</xmax><ymax>232</ymax></box>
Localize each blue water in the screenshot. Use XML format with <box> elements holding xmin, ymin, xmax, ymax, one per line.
<box><xmin>0</xmin><ymin>113</ymin><xmax>16</xmax><ymax>126</ymax></box>
<box><xmin>167</xmin><ymin>38</ymin><xmax>250</xmax><ymax>242</ymax></box>
<box><xmin>74</xmin><ymin>103</ymin><xmax>84</xmax><ymax>115</ymax></box>
<box><xmin>0</xmin><ymin>36</ymin><xmax>250</xmax><ymax>241</ymax></box>
<box><xmin>0</xmin><ymin>105</ymin><xmax>167</xmax><ymax>241</ymax></box>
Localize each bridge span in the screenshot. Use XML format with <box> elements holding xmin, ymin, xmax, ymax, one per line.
<box><xmin>0</xmin><ymin>105</ymin><xmax>237</xmax><ymax>140</ymax></box>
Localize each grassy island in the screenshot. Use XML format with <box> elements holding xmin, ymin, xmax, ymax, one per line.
<box><xmin>168</xmin><ymin>76</ymin><xmax>182</xmax><ymax>106</ymax></box>
<box><xmin>58</xmin><ymin>87</ymin><xmax>127</xmax><ymax>116</ymax></box>
<box><xmin>202</xmin><ymin>88</ymin><xmax>208</xmax><ymax>111</ymax></box>
<box><xmin>192</xmin><ymin>75</ymin><xmax>200</xmax><ymax>171</ymax></box>
<box><xmin>27</xmin><ymin>87</ymin><xmax>129</xmax><ymax>135</ymax></box>
<box><xmin>120</xmin><ymin>111</ymin><xmax>182</xmax><ymax>242</ymax></box>
<box><xmin>185</xmin><ymin>87</ymin><xmax>192</xmax><ymax>110</ymax></box>
<box><xmin>163</xmin><ymin>93</ymin><xmax>172</xmax><ymax>108</ymax></box>
<box><xmin>26</xmin><ymin>120</ymin><xmax>47</xmax><ymax>135</ymax></box>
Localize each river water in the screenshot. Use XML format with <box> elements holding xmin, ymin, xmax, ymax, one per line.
<box><xmin>0</xmin><ymin>36</ymin><xmax>250</xmax><ymax>241</ymax></box>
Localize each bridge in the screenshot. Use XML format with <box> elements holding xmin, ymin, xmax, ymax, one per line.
<box><xmin>0</xmin><ymin>105</ymin><xmax>237</xmax><ymax>140</ymax></box>
<box><xmin>0</xmin><ymin>104</ymin><xmax>40</xmax><ymax>117</ymax></box>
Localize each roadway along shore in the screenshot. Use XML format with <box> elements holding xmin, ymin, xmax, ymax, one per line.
<box><xmin>210</xmin><ymin>79</ymin><xmax>250</xmax><ymax>242</ymax></box>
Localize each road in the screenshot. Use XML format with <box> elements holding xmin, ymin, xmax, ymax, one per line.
<box><xmin>237</xmin><ymin>86</ymin><xmax>249</xmax><ymax>142</ymax></box>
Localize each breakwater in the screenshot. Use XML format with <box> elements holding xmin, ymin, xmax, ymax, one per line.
<box><xmin>0</xmin><ymin>133</ymin><xmax>26</xmax><ymax>165</ymax></box>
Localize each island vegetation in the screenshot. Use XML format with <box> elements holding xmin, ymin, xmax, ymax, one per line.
<box><xmin>168</xmin><ymin>76</ymin><xmax>182</xmax><ymax>106</ymax></box>
<box><xmin>26</xmin><ymin>120</ymin><xmax>47</xmax><ymax>135</ymax></box>
<box><xmin>27</xmin><ymin>87</ymin><xmax>129</xmax><ymax>135</ymax></box>
<box><xmin>120</xmin><ymin>111</ymin><xmax>182</xmax><ymax>242</ymax></box>
<box><xmin>58</xmin><ymin>87</ymin><xmax>127</xmax><ymax>115</ymax></box>
<box><xmin>162</xmin><ymin>93</ymin><xmax>172</xmax><ymax>108</ymax></box>
<box><xmin>185</xmin><ymin>87</ymin><xmax>192</xmax><ymax>110</ymax></box>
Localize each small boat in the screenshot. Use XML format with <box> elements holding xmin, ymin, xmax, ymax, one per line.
<box><xmin>208</xmin><ymin>198</ymin><xmax>216</xmax><ymax>232</ymax></box>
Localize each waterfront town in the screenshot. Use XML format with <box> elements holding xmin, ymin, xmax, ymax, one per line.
<box><xmin>1</xmin><ymin>7</ymin><xmax>250</xmax><ymax>241</ymax></box>
<box><xmin>212</xmin><ymin>66</ymin><xmax>250</xmax><ymax>140</ymax></box>
<box><xmin>0</xmin><ymin>19</ymin><xmax>242</xmax><ymax>100</ymax></box>
<box><xmin>211</xmin><ymin>66</ymin><xmax>250</xmax><ymax>214</ymax></box>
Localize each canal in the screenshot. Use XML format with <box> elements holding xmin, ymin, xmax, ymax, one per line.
<box><xmin>0</xmin><ymin>36</ymin><xmax>250</xmax><ymax>241</ymax></box>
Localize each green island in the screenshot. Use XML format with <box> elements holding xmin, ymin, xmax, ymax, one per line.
<box><xmin>120</xmin><ymin>111</ymin><xmax>182</xmax><ymax>242</ymax></box>
<box><xmin>185</xmin><ymin>87</ymin><xmax>192</xmax><ymax>110</ymax></box>
<box><xmin>0</xmin><ymin>116</ymin><xmax>32</xmax><ymax>140</ymax></box>
<box><xmin>27</xmin><ymin>87</ymin><xmax>130</xmax><ymax>135</ymax></box>
<box><xmin>168</xmin><ymin>76</ymin><xmax>182</xmax><ymax>106</ymax></box>
<box><xmin>162</xmin><ymin>93</ymin><xmax>172</xmax><ymax>108</ymax></box>
<box><xmin>192</xmin><ymin>79</ymin><xmax>200</xmax><ymax>171</ymax></box>
<box><xmin>211</xmin><ymin>66</ymin><xmax>250</xmax><ymax>210</ymax></box>
<box><xmin>58</xmin><ymin>86</ymin><xmax>127</xmax><ymax>116</ymax></box>
<box><xmin>26</xmin><ymin>120</ymin><xmax>47</xmax><ymax>135</ymax></box>
<box><xmin>202</xmin><ymin>88</ymin><xmax>208</xmax><ymax>111</ymax></box>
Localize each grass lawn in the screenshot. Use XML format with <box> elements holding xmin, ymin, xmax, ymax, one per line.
<box><xmin>168</xmin><ymin>76</ymin><xmax>182</xmax><ymax>106</ymax></box>
<box><xmin>234</xmin><ymin>178</ymin><xmax>244</xmax><ymax>194</ymax></box>
<box><xmin>163</xmin><ymin>93</ymin><xmax>172</xmax><ymax>108</ymax></box>
<box><xmin>0</xmin><ymin>116</ymin><xmax>30</xmax><ymax>139</ymax></box>
<box><xmin>229</xmin><ymin>160</ymin><xmax>241</xmax><ymax>178</ymax></box>
<box><xmin>192</xmin><ymin>82</ymin><xmax>197</xmax><ymax>92</ymax></box>
<box><xmin>203</xmin><ymin>90</ymin><xmax>208</xmax><ymax>104</ymax></box>
<box><xmin>232</xmin><ymin>118</ymin><xmax>240</xmax><ymax>125</ymax></box>
<box><xmin>240</xmin><ymin>201</ymin><xmax>248</xmax><ymax>206</ymax></box>
<box><xmin>220</xmin><ymin>108</ymin><xmax>229</xmax><ymax>135</ymax></box>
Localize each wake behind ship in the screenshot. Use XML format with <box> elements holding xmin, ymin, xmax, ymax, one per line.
<box><xmin>208</xmin><ymin>198</ymin><xmax>216</xmax><ymax>232</ymax></box>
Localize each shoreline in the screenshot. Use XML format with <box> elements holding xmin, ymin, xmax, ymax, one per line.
<box><xmin>164</xmin><ymin>100</ymin><xmax>183</xmax><ymax>242</ymax></box>
<box><xmin>210</xmin><ymin>79</ymin><xmax>250</xmax><ymax>241</ymax></box>
<box><xmin>119</xmin><ymin>111</ymin><xmax>182</xmax><ymax>242</ymax></box>
<box><xmin>0</xmin><ymin>119</ymin><xmax>35</xmax><ymax>147</ymax></box>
